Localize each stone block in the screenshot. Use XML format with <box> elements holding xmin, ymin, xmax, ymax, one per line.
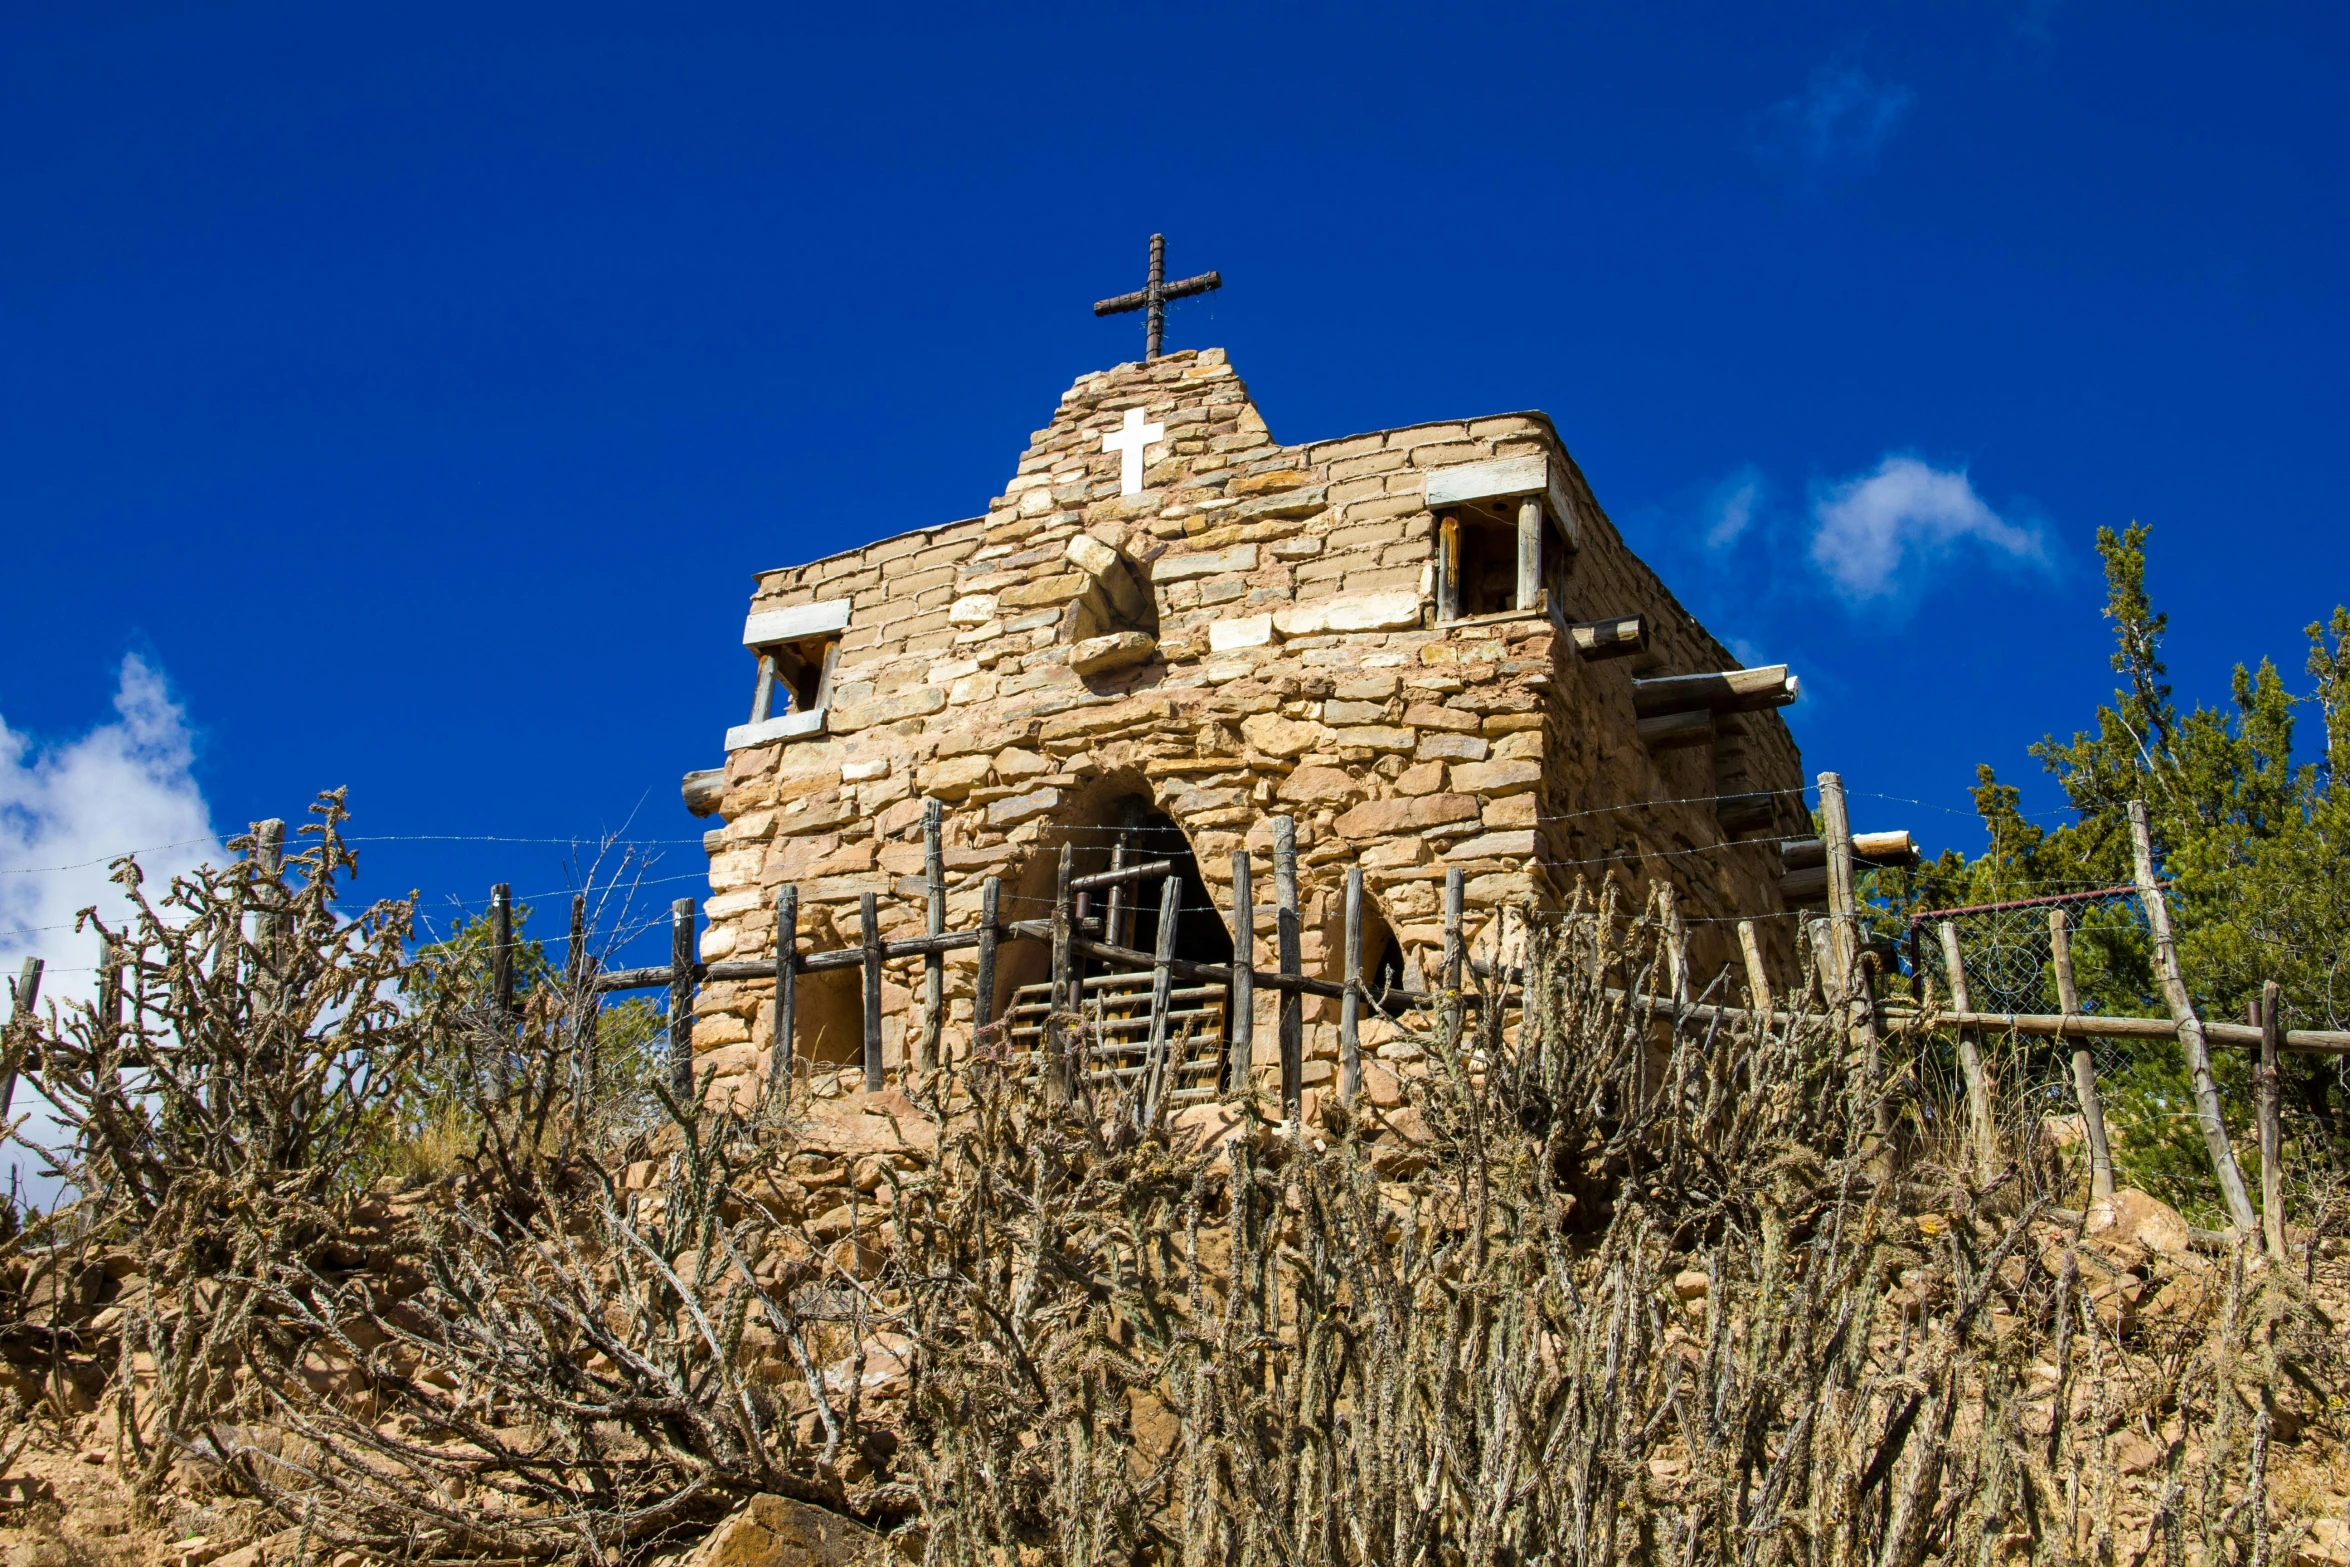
<box><xmin>1404</xmin><ymin>702</ymin><xmax>1480</xmax><ymax>733</ymax></box>
<box><xmin>830</xmin><ymin>687</ymin><xmax>947</xmax><ymax>732</ymax></box>
<box><xmin>1068</xmin><ymin>631</ymin><xmax>1157</xmax><ymax>675</ymax></box>
<box><xmin>1272</xmin><ymin>590</ymin><xmax>1423</xmax><ymax>638</ymax></box>
<box><xmin>1228</xmin><ymin>484</ymin><xmax>1328</xmax><ymax>522</ymax></box>
<box><xmin>1394</xmin><ymin>760</ymin><xmax>1447</xmax><ymax>795</ymax></box>
<box><xmin>1360</xmin><ymin>837</ymin><xmax>1430</xmax><ymax>868</ymax></box>
<box><xmin>984</xmin><ymin>788</ymin><xmax>1060</xmax><ymax>828</ymax></box>
<box><xmin>1208</xmin><ymin>614</ymin><xmax>1276</xmax><ymax>652</ymax></box>
<box><xmin>1063</xmin><ymin>534</ymin><xmax>1151</xmax><ymax>621</ymax></box>
<box><xmin>948</xmin><ymin>593</ymin><xmax>999</xmax><ymax>626</ymax></box>
<box><xmin>1449</xmin><ymin>758</ymin><xmax>1541</xmax><ymax>795</ymax></box>
<box><xmin>918</xmin><ymin>754</ymin><xmax>994</xmax><ymax>799</ymax></box>
<box><xmin>1332</xmin><ymin>794</ymin><xmax>1480</xmax><ymax>838</ymax></box>
<box><xmin>1329</xmin><ymin>725</ymin><xmax>1415</xmax><ymax>753</ymax></box>
<box><xmin>875</xmin><ymin>797</ymin><xmax>928</xmax><ymax>837</ymax></box>
<box><xmin>1278</xmin><ymin>767</ymin><xmax>1366</xmax><ymax>807</ymax></box>
<box><xmin>1156</xmin><ymin>544</ymin><xmax>1260</xmax><ymax>581</ymax></box>
<box><xmin>805</xmin><ymin>871</ymin><xmax>890</xmax><ymax>903</ymax></box>
<box><xmin>1226</xmin><ymin>467</ymin><xmax>1310</xmax><ymax>496</ymax></box>
<box><xmin>1040</xmin><ymin>694</ymin><xmax>1172</xmax><ymax>742</ymax></box>
<box><xmin>998</xmin><ymin>572</ymin><xmax>1091</xmax><ymax>610</ymax></box>
<box><xmin>1240</xmin><ymin>713</ymin><xmax>1328</xmax><ymax>758</ymax></box>
<box><xmin>1482</xmin><ymin>794</ymin><xmax>1538</xmax><ymax>827</ymax></box>
<box><xmin>1413</xmin><ymin>733</ymin><xmax>1489</xmax><ymax>762</ymax></box>
<box><xmin>1445</xmin><ymin>831</ymin><xmax>1537</xmax><ymax>861</ymax></box>
<box><xmin>1321</xmin><ymin>699</ymin><xmax>1389</xmax><ymax>725</ymax></box>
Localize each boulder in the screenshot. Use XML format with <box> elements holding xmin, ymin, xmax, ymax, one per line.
<box><xmin>2084</xmin><ymin>1188</ymin><xmax>2196</xmax><ymax>1259</ymax></box>
<box><xmin>687</xmin><ymin>1494</ymin><xmax>893</xmax><ymax>1567</ymax></box>
<box><xmin>1067</xmin><ymin>630</ymin><xmax>1157</xmax><ymax>676</ymax></box>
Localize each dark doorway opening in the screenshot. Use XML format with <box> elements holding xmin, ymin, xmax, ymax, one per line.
<box><xmin>1095</xmin><ymin>801</ymin><xmax>1235</xmax><ymax>971</ymax></box>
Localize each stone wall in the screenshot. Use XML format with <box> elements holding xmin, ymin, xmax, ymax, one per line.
<box><xmin>688</xmin><ymin>350</ymin><xmax>1806</xmax><ymax>1107</ymax></box>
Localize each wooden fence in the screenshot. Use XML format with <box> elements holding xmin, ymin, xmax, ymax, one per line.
<box><xmin>586</xmin><ymin>803</ymin><xmax>1489</xmax><ymax>1121</ymax></box>
<box><xmin>7</xmin><ymin>777</ymin><xmax>2326</xmax><ymax>1255</ymax></box>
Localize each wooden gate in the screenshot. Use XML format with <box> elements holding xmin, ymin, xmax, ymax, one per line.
<box><xmin>1006</xmin><ymin>970</ymin><xmax>1228</xmax><ymax>1102</ymax></box>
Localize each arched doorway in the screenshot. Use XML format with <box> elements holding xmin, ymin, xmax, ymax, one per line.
<box><xmin>997</xmin><ymin>788</ymin><xmax>1236</xmax><ymax>1099</ymax></box>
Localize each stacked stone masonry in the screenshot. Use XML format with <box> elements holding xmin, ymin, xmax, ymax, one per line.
<box><xmin>688</xmin><ymin>349</ymin><xmax>1806</xmax><ymax>1106</ymax></box>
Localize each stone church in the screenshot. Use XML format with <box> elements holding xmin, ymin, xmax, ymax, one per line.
<box><xmin>679</xmin><ymin>347</ymin><xmax>1807</xmax><ymax>1104</ymax></box>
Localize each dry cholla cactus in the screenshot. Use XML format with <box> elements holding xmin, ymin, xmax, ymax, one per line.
<box><xmin>891</xmin><ymin>896</ymin><xmax>2350</xmax><ymax>1567</ymax></box>
<box><xmin>2</xmin><ymin>823</ymin><xmax>2343</xmax><ymax>1567</ymax></box>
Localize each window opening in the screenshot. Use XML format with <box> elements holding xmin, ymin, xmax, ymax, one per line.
<box><xmin>1425</xmin><ymin>454</ymin><xmax>1578</xmax><ymax>624</ymax></box>
<box><xmin>1439</xmin><ymin>505</ymin><xmax>1525</xmax><ymax>618</ymax></box>
<box><xmin>753</xmin><ymin>634</ymin><xmax>839</xmax><ymax>722</ymax></box>
<box><xmin>728</xmin><ymin>599</ymin><xmax>850</xmax><ymax>750</ymax></box>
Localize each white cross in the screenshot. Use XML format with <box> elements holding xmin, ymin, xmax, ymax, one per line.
<box><xmin>1102</xmin><ymin>407</ymin><xmax>1165</xmax><ymax>496</ymax></box>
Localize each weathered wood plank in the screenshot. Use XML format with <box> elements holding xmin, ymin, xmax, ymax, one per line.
<box><xmin>2131</xmin><ymin>800</ymin><xmax>2256</xmax><ymax>1232</ymax></box>
<box><xmin>1632</xmin><ymin>665</ymin><xmax>1798</xmax><ymax>718</ymax></box>
<box><xmin>2049</xmin><ymin>908</ymin><xmax>2115</xmax><ymax>1199</ymax></box>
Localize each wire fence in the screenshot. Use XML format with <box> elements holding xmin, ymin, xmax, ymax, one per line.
<box><xmin>1902</xmin><ymin>886</ymin><xmax>2157</xmax><ymax>1113</ymax></box>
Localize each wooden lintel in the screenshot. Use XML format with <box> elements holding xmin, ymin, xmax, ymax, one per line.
<box><xmin>1780</xmin><ymin>830</ymin><xmax>1918</xmax><ymax>871</ymax></box>
<box><xmin>1569</xmin><ymin>615</ymin><xmax>1647</xmax><ymax>661</ymax></box>
<box><xmin>1632</xmin><ymin>665</ymin><xmax>1799</xmax><ymax>719</ymax></box>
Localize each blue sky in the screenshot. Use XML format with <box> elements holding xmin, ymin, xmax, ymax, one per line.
<box><xmin>4</xmin><ymin>3</ymin><xmax>2346</xmax><ymax>978</ymax></box>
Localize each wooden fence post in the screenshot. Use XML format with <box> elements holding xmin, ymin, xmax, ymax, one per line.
<box><xmin>2260</xmin><ymin>979</ymin><xmax>2286</xmax><ymax>1261</ymax></box>
<box><xmin>251</xmin><ymin>818</ymin><xmax>286</xmax><ymax>966</ymax></box>
<box><xmin>668</xmin><ymin>898</ymin><xmax>696</xmax><ymax>1099</ymax></box>
<box><xmin>1340</xmin><ymin>865</ymin><xmax>1363</xmax><ymax>1107</ymax></box>
<box><xmin>567</xmin><ymin>894</ymin><xmax>590</xmax><ymax>1124</ymax></box>
<box><xmin>1051</xmin><ymin>843</ymin><xmax>1074</xmax><ymax>1013</ymax></box>
<box><xmin>1799</xmin><ymin>916</ymin><xmax>1831</xmax><ymax>1006</ymax></box>
<box><xmin>922</xmin><ymin>798</ymin><xmax>945</xmax><ymax>1072</ymax></box>
<box><xmin>2128</xmin><ymin>800</ymin><xmax>2258</xmax><ymax>1233</ymax></box>
<box><xmin>1105</xmin><ymin>830</ymin><xmax>1130</xmax><ymax>950</ymax></box>
<box><xmin>1049</xmin><ymin>844</ymin><xmax>1074</xmax><ymax>1105</ymax></box>
<box><xmin>859</xmin><ymin>891</ymin><xmax>884</xmax><ymax>1095</ymax></box>
<box><xmin>1515</xmin><ymin>495</ymin><xmax>1544</xmax><ymax>612</ymax></box>
<box><xmin>491</xmin><ymin>883</ymin><xmax>516</xmax><ymax>1019</ymax></box>
<box><xmin>1658</xmin><ymin>884</ymin><xmax>1687</xmax><ymax>1008</ymax></box>
<box><xmin>1437</xmin><ymin>515</ymin><xmax>1462</xmax><ymax>622</ymax></box>
<box><xmin>2049</xmin><ymin>908</ymin><xmax>2115</xmax><ymax>1199</ymax></box>
<box><xmin>1142</xmin><ymin>874</ymin><xmax>1182</xmax><ymax>1124</ymax></box>
<box><xmin>1817</xmin><ymin>773</ymin><xmax>1857</xmax><ymax>997</ymax></box>
<box><xmin>1736</xmin><ymin>919</ymin><xmax>1773</xmax><ymax>1021</ymax></box>
<box><xmin>975</xmin><ymin>876</ymin><xmax>1000</xmax><ymax>1037</ymax></box>
<box><xmin>1273</xmin><ymin>816</ymin><xmax>1302</xmax><ymax>1122</ymax></box>
<box><xmin>1819</xmin><ymin>773</ymin><xmax>1887</xmax><ymax>1143</ymax></box>
<box><xmin>1230</xmin><ymin>850</ymin><xmax>1255</xmax><ymax>1087</ymax></box>
<box><xmin>772</xmin><ymin>885</ymin><xmax>798</xmax><ymax>1095</ymax></box>
<box><xmin>1937</xmin><ymin>921</ymin><xmax>1996</xmax><ymax>1183</ymax></box>
<box><xmin>0</xmin><ymin>956</ymin><xmax>43</xmax><ymax>1119</ymax></box>
<box><xmin>1443</xmin><ymin>865</ymin><xmax>1466</xmax><ymax>1040</ymax></box>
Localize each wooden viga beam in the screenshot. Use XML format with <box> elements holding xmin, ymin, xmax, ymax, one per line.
<box><xmin>1777</xmin><ymin>830</ymin><xmax>1917</xmax><ymax>904</ymax></box>
<box><xmin>1569</xmin><ymin>615</ymin><xmax>1647</xmax><ymax>661</ymax></box>
<box><xmin>681</xmin><ymin>767</ymin><xmax>726</xmax><ymax>819</ymax></box>
<box><xmin>1632</xmin><ymin>664</ymin><xmax>1798</xmax><ymax>750</ymax></box>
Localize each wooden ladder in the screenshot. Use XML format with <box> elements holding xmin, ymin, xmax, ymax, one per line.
<box><xmin>1006</xmin><ymin>969</ymin><xmax>1228</xmax><ymax>1101</ymax></box>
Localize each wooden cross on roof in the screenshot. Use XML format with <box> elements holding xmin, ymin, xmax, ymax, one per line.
<box><xmin>1092</xmin><ymin>233</ymin><xmax>1221</xmax><ymax>362</ymax></box>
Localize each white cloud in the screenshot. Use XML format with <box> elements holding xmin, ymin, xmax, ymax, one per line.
<box><xmin>1704</xmin><ymin>468</ymin><xmax>1764</xmax><ymax>549</ymax></box>
<box><xmin>0</xmin><ymin>655</ymin><xmax>222</xmax><ymax>1012</ymax></box>
<box><xmin>1808</xmin><ymin>455</ymin><xmax>2046</xmax><ymax>600</ymax></box>
<box><xmin>1761</xmin><ymin>58</ymin><xmax>1914</xmax><ymax>170</ymax></box>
